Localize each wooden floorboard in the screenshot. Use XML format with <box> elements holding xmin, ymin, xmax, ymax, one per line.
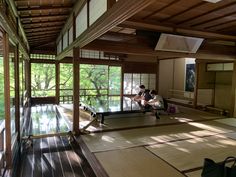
<box><xmin>19</xmin><ymin>135</ymin><xmax>96</xmax><ymax>177</ymax></box>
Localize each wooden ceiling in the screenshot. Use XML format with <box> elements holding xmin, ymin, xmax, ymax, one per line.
<box><xmin>13</xmin><ymin>0</ymin><xmax>236</xmax><ymax>57</ymax></box>
<box><xmin>93</xmin><ymin>0</ymin><xmax>236</xmax><ymax>59</ymax></box>
<box><xmin>14</xmin><ymin>0</ymin><xmax>75</xmax><ymax>52</ymax></box>
<box><xmin>128</xmin><ymin>0</ymin><xmax>236</xmax><ymax>36</ymax></box>
<box><xmin>101</xmin><ymin>0</ymin><xmax>236</xmax><ymax>44</ymax></box>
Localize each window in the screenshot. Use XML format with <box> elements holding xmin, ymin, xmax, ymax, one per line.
<box><xmin>80</xmin><ymin>64</ymin><xmax>121</xmax><ymax>107</ymax></box>
<box><xmin>124</xmin><ymin>73</ymin><xmax>156</xmax><ymax>95</ymax></box>
<box><xmin>0</xmin><ymin>32</ymin><xmax>4</xmax><ymax>122</ymax></box>
<box><xmin>31</xmin><ymin>63</ymin><xmax>55</xmax><ymax>97</ymax></box>
<box><xmin>60</xmin><ymin>64</ymin><xmax>73</xmax><ymax>103</ymax></box>
<box><xmin>9</xmin><ymin>42</ymin><xmax>16</xmax><ymax>137</ymax></box>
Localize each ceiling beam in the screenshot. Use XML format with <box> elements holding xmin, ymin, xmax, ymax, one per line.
<box><xmin>25</xmin><ymin>26</ymin><xmax>62</xmax><ymax>33</ymax></box>
<box><xmin>121</xmin><ymin>20</ymin><xmax>236</xmax><ymax>41</ymax></box>
<box><xmin>20</xmin><ymin>14</ymin><xmax>68</xmax><ymax>19</ymax></box>
<box><xmin>17</xmin><ymin>6</ymin><xmax>72</xmax><ymax>12</ymax></box>
<box><xmin>56</xmin><ymin>0</ymin><xmax>156</xmax><ymax>60</ymax></box>
<box><xmin>28</xmin><ymin>35</ymin><xmax>57</xmax><ymax>40</ymax></box>
<box><xmin>23</xmin><ymin>24</ymin><xmax>63</xmax><ymax>30</ymax></box>
<box><xmin>84</xmin><ymin>39</ymin><xmax>236</xmax><ymax>61</ymax></box>
<box><xmin>26</xmin><ymin>30</ymin><xmax>60</xmax><ymax>36</ymax></box>
<box><xmin>22</xmin><ymin>19</ymin><xmax>65</xmax><ymax>25</ymax></box>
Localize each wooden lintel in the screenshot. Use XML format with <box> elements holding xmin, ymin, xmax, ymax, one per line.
<box><xmin>84</xmin><ymin>40</ymin><xmax>236</xmax><ymax>61</ymax></box>
<box><xmin>56</xmin><ymin>0</ymin><xmax>156</xmax><ymax>60</ymax></box>
<box><xmin>121</xmin><ymin>20</ymin><xmax>236</xmax><ymax>42</ymax></box>
<box><xmin>17</xmin><ymin>6</ymin><xmax>72</xmax><ymax>12</ymax></box>
<box><xmin>0</xmin><ymin>6</ymin><xmax>29</xmax><ymax>58</ymax></box>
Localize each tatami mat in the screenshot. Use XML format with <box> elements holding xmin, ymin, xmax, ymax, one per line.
<box><xmin>215</xmin><ymin>118</ymin><xmax>236</xmax><ymax>127</ymax></box>
<box><xmin>58</xmin><ymin>104</ymin><xmax>225</xmax><ymax>132</ymax></box>
<box><xmin>95</xmin><ymin>147</ymin><xmax>185</xmax><ymax>177</ymax></box>
<box><xmin>81</xmin><ymin>120</ymin><xmax>234</xmax><ymax>152</ymax></box>
<box><xmin>185</xmin><ymin>170</ymin><xmax>202</xmax><ymax>177</ymax></box>
<box><xmin>146</xmin><ymin>135</ymin><xmax>236</xmax><ymax>172</ymax></box>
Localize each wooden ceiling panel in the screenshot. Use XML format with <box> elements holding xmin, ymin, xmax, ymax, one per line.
<box><xmin>197</xmin><ymin>16</ymin><xmax>236</xmax><ymax>30</ymax></box>
<box><xmin>136</xmin><ymin>0</ymin><xmax>178</xmax><ymax>20</ymax></box>
<box><xmin>15</xmin><ymin>0</ymin><xmax>75</xmax><ymax>51</ymax></box>
<box><xmin>150</xmin><ymin>0</ymin><xmax>203</xmax><ymax>21</ymax></box>
<box><xmin>178</xmin><ymin>1</ymin><xmax>236</xmax><ymax>26</ymax></box>
<box><xmin>127</xmin><ymin>0</ymin><xmax>236</xmax><ymax>37</ymax></box>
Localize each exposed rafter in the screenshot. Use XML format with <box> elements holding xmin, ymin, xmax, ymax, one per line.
<box><xmin>121</xmin><ymin>20</ymin><xmax>236</xmax><ymax>41</ymax></box>
<box><xmin>22</xmin><ymin>20</ymin><xmax>65</xmax><ymax>25</ymax></box>
<box><xmin>20</xmin><ymin>14</ymin><xmax>68</xmax><ymax>19</ymax></box>
<box><xmin>57</xmin><ymin>0</ymin><xmax>156</xmax><ymax>60</ymax></box>
<box><xmin>17</xmin><ymin>5</ymin><xmax>72</xmax><ymax>12</ymax></box>
<box><xmin>84</xmin><ymin>39</ymin><xmax>236</xmax><ymax>60</ymax></box>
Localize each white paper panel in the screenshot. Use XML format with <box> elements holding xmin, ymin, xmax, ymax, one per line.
<box><xmin>63</xmin><ymin>32</ymin><xmax>68</xmax><ymax>50</ymax></box>
<box><xmin>89</xmin><ymin>0</ymin><xmax>107</xmax><ymax>26</ymax></box>
<box><xmin>76</xmin><ymin>3</ymin><xmax>88</xmax><ymax>38</ymax></box>
<box><xmin>57</xmin><ymin>40</ymin><xmax>62</xmax><ymax>54</ymax></box>
<box><xmin>68</xmin><ymin>26</ymin><xmax>73</xmax><ymax>45</ymax></box>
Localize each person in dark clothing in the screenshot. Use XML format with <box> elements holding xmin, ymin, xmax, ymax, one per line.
<box><xmin>141</xmin><ymin>89</ymin><xmax>152</xmax><ymax>106</ymax></box>
<box><xmin>132</xmin><ymin>85</ymin><xmax>145</xmax><ymax>102</ymax></box>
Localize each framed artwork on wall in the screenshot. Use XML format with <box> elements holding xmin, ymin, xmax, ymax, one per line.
<box><xmin>185</xmin><ymin>64</ymin><xmax>195</xmax><ymax>92</ymax></box>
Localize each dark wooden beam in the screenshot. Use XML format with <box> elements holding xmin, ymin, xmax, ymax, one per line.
<box><xmin>24</xmin><ymin>24</ymin><xmax>64</xmax><ymax>30</ymax></box>
<box><xmin>57</xmin><ymin>0</ymin><xmax>156</xmax><ymax>60</ymax></box>
<box><xmin>20</xmin><ymin>14</ymin><xmax>68</xmax><ymax>19</ymax></box>
<box><xmin>22</xmin><ymin>19</ymin><xmax>66</xmax><ymax>25</ymax></box>
<box><xmin>26</xmin><ymin>30</ymin><xmax>60</xmax><ymax>36</ymax></box>
<box><xmin>84</xmin><ymin>39</ymin><xmax>236</xmax><ymax>60</ymax></box>
<box><xmin>121</xmin><ymin>20</ymin><xmax>236</xmax><ymax>41</ymax></box>
<box><xmin>25</xmin><ymin>27</ymin><xmax>60</xmax><ymax>34</ymax></box>
<box><xmin>17</xmin><ymin>5</ymin><xmax>72</xmax><ymax>12</ymax></box>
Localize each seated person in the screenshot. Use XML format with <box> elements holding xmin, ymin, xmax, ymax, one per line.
<box><xmin>141</xmin><ymin>89</ymin><xmax>152</xmax><ymax>107</ymax></box>
<box><xmin>147</xmin><ymin>90</ymin><xmax>164</xmax><ymax>109</ymax></box>
<box><xmin>132</xmin><ymin>85</ymin><xmax>145</xmax><ymax>102</ymax></box>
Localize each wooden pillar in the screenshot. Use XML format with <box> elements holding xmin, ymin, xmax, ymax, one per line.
<box><xmin>3</xmin><ymin>32</ymin><xmax>12</xmax><ymax>168</ymax></box>
<box><xmin>15</xmin><ymin>44</ymin><xmax>20</xmax><ymax>141</ymax></box>
<box><xmin>193</xmin><ymin>60</ymin><xmax>200</xmax><ymax>108</ymax></box>
<box><xmin>230</xmin><ymin>62</ymin><xmax>236</xmax><ymax>117</ymax></box>
<box><xmin>120</xmin><ymin>60</ymin><xmax>124</xmax><ymax>111</ymax></box>
<box><xmin>73</xmin><ymin>12</ymin><xmax>76</xmax><ymax>41</ymax></box>
<box><xmin>55</xmin><ymin>61</ymin><xmax>60</xmax><ymax>104</ymax></box>
<box><xmin>73</xmin><ymin>48</ymin><xmax>80</xmax><ymax>134</ymax></box>
<box><xmin>25</xmin><ymin>59</ymin><xmax>31</xmax><ymax>101</ymax></box>
<box><xmin>156</xmin><ymin>58</ymin><xmax>159</xmax><ymax>94</ymax></box>
<box><xmin>87</xmin><ymin>0</ymin><xmax>90</xmax><ymax>28</ymax></box>
<box><xmin>107</xmin><ymin>0</ymin><xmax>116</xmax><ymax>9</ymax></box>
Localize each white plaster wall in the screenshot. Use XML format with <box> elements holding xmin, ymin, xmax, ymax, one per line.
<box><xmin>158</xmin><ymin>59</ymin><xmax>174</xmax><ymax>98</ymax></box>
<box><xmin>214</xmin><ymin>72</ymin><xmax>232</xmax><ymax>110</ymax></box>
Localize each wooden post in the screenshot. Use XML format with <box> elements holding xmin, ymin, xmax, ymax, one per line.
<box><xmin>230</xmin><ymin>62</ymin><xmax>236</xmax><ymax>117</ymax></box>
<box><xmin>55</xmin><ymin>61</ymin><xmax>60</xmax><ymax>104</ymax></box>
<box><xmin>156</xmin><ymin>58</ymin><xmax>159</xmax><ymax>94</ymax></box>
<box><xmin>73</xmin><ymin>48</ymin><xmax>80</xmax><ymax>134</ymax></box>
<box><xmin>120</xmin><ymin>60</ymin><xmax>124</xmax><ymax>111</ymax></box>
<box><xmin>15</xmin><ymin>44</ymin><xmax>20</xmax><ymax>141</ymax></box>
<box><xmin>193</xmin><ymin>60</ymin><xmax>200</xmax><ymax>108</ymax></box>
<box><xmin>107</xmin><ymin>0</ymin><xmax>116</xmax><ymax>9</ymax></box>
<box><xmin>3</xmin><ymin>32</ymin><xmax>12</xmax><ymax>168</ymax></box>
<box><xmin>25</xmin><ymin>59</ymin><xmax>31</xmax><ymax>102</ymax></box>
